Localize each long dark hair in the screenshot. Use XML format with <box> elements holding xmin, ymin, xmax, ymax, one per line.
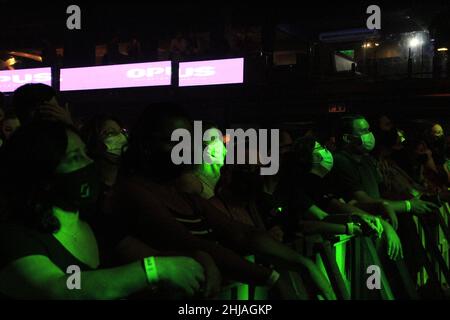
<box><xmin>0</xmin><ymin>121</ymin><xmax>72</xmax><ymax>232</ymax></box>
<box><xmin>80</xmin><ymin>113</ymin><xmax>124</xmax><ymax>159</ymax></box>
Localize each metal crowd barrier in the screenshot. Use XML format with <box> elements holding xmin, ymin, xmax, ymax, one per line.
<box><xmin>217</xmin><ymin>203</ymin><xmax>450</xmax><ymax>300</ymax></box>
<box><xmin>414</xmin><ymin>202</ymin><xmax>450</xmax><ymax>291</ymax></box>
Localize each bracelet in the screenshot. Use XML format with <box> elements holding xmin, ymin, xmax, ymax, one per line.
<box><xmin>404</xmin><ymin>200</ymin><xmax>412</xmax><ymax>213</ymax></box>
<box><xmin>266</xmin><ymin>270</ymin><xmax>280</xmax><ymax>287</ymax></box>
<box><xmin>143</xmin><ymin>256</ymin><xmax>159</xmax><ymax>285</ymax></box>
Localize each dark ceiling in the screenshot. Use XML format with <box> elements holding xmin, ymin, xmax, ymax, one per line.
<box><xmin>1</xmin><ymin>0</ymin><xmax>450</xmax><ymax>49</ymax></box>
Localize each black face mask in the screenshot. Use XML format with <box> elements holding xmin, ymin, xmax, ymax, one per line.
<box><xmin>49</xmin><ymin>163</ymin><xmax>101</xmax><ymax>213</ymax></box>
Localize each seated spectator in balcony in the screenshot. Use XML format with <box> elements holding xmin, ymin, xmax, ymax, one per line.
<box><xmin>112</xmin><ymin>103</ymin><xmax>336</xmax><ymax>299</ymax></box>
<box><xmin>127</xmin><ymin>36</ymin><xmax>143</xmax><ymax>62</ymax></box>
<box><xmin>170</xmin><ymin>32</ymin><xmax>189</xmax><ymax>61</ymax></box>
<box><xmin>186</xmin><ymin>31</ymin><xmax>200</xmax><ymax>58</ymax></box>
<box><xmin>0</xmin><ymin>121</ymin><xmax>208</xmax><ymax>299</ymax></box>
<box><xmin>12</xmin><ymin>84</ymin><xmax>73</xmax><ymax>126</ymax></box>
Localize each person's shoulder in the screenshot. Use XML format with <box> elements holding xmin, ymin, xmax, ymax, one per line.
<box><xmin>115</xmin><ymin>175</ymin><xmax>154</xmax><ymax>194</ymax></box>
<box><xmin>176</xmin><ymin>172</ymin><xmax>203</xmax><ymax>195</ymax></box>
<box><xmin>333</xmin><ymin>150</ymin><xmax>353</xmax><ymax>168</ymax></box>
<box><xmin>334</xmin><ymin>150</ymin><xmax>351</xmax><ymax>161</ymax></box>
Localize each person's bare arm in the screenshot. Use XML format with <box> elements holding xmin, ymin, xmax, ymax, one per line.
<box><xmin>0</xmin><ymin>255</ymin><xmax>204</xmax><ymax>299</ymax></box>
<box><xmin>116</xmin><ymin>182</ymin><xmax>272</xmax><ymax>286</ymax></box>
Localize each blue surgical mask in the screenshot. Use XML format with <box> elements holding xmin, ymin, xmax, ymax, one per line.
<box><xmin>312</xmin><ymin>148</ymin><xmax>334</xmax><ymax>172</ymax></box>
<box><xmin>361</xmin><ymin>132</ymin><xmax>376</xmax><ymax>152</ymax></box>
<box><xmin>104</xmin><ymin>133</ymin><xmax>127</xmax><ymax>156</ymax></box>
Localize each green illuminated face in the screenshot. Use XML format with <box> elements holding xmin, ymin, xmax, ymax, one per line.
<box><xmin>204</xmin><ymin>128</ymin><xmax>227</xmax><ymax>165</ymax></box>
<box><xmin>345</xmin><ymin>118</ymin><xmax>375</xmax><ymax>154</ymax></box>
<box><xmin>56</xmin><ymin>130</ymin><xmax>93</xmax><ymax>174</ymax></box>
<box><xmin>352</xmin><ymin>118</ymin><xmax>371</xmax><ymax>137</ymax></box>
<box><xmin>311</xmin><ymin>141</ymin><xmax>325</xmax><ymax>163</ymax></box>
<box><xmin>431</xmin><ymin>124</ymin><xmax>444</xmax><ymax>139</ymax></box>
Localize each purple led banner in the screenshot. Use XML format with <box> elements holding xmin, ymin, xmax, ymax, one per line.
<box><xmin>60</xmin><ymin>61</ymin><xmax>172</xmax><ymax>91</ymax></box>
<box><xmin>178</xmin><ymin>58</ymin><xmax>244</xmax><ymax>87</ymax></box>
<box><xmin>0</xmin><ymin>68</ymin><xmax>52</xmax><ymax>92</ymax></box>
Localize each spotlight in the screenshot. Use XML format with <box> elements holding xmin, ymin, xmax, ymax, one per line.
<box><xmin>409</xmin><ymin>37</ymin><xmax>422</xmax><ymax>48</ymax></box>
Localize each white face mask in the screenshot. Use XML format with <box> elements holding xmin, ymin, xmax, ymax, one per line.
<box><xmin>103</xmin><ymin>133</ymin><xmax>127</xmax><ymax>156</ymax></box>
<box><xmin>312</xmin><ymin>147</ymin><xmax>334</xmax><ymax>172</ymax></box>
<box><xmin>204</xmin><ymin>139</ymin><xmax>227</xmax><ymax>165</ymax></box>
<box><xmin>361</xmin><ymin>132</ymin><xmax>376</xmax><ymax>152</ymax></box>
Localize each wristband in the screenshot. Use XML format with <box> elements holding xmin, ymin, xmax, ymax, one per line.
<box><xmin>266</xmin><ymin>270</ymin><xmax>280</xmax><ymax>287</ymax></box>
<box><xmin>143</xmin><ymin>256</ymin><xmax>159</xmax><ymax>285</ymax></box>
<box><xmin>404</xmin><ymin>200</ymin><xmax>412</xmax><ymax>213</ymax></box>
<box><xmin>346</xmin><ymin>222</ymin><xmax>354</xmax><ymax>235</ymax></box>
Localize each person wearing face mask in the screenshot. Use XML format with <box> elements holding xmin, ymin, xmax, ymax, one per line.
<box><xmin>329</xmin><ymin>115</ymin><xmax>438</xmax><ymax>231</ymax></box>
<box><xmin>370</xmin><ymin>117</ymin><xmax>450</xmax><ymax>289</ymax></box>
<box><xmin>273</xmin><ymin>135</ymin><xmax>417</xmax><ymax>300</ymax></box>
<box><xmin>177</xmin><ymin>123</ymin><xmax>226</xmax><ymax>200</ymax></box>
<box><xmin>81</xmin><ymin>114</ymin><xmax>128</xmax><ymax>189</ymax></box>
<box><xmin>425</xmin><ymin>122</ymin><xmax>450</xmax><ymax>184</ymax></box>
<box><xmin>275</xmin><ymin>136</ymin><xmax>385</xmax><ymax>243</ymax></box>
<box><xmin>0</xmin><ymin>121</ymin><xmax>208</xmax><ymax>299</ymax></box>
<box><xmin>80</xmin><ymin>115</ymin><xmax>130</xmax><ymax>264</ymax></box>
<box><xmin>328</xmin><ymin>115</ymin><xmax>444</xmax><ymax>297</ymax></box>
<box><xmin>113</xmin><ymin>103</ymin><xmax>337</xmax><ymax>300</ymax></box>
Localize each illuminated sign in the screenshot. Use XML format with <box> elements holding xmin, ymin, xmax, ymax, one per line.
<box><xmin>0</xmin><ymin>68</ymin><xmax>51</xmax><ymax>92</ymax></box>
<box><xmin>60</xmin><ymin>61</ymin><xmax>172</xmax><ymax>91</ymax></box>
<box><xmin>179</xmin><ymin>58</ymin><xmax>244</xmax><ymax>87</ymax></box>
